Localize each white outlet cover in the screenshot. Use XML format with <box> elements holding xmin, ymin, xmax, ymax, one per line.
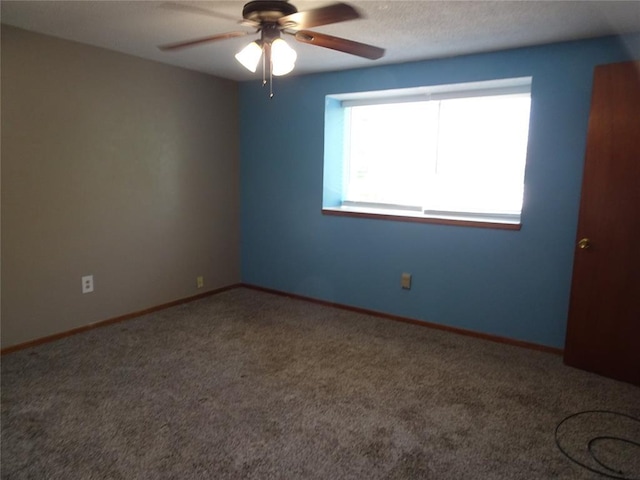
<box><xmin>82</xmin><ymin>275</ymin><xmax>94</xmax><ymax>294</ymax></box>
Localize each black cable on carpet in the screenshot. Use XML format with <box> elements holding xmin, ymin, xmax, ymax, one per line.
<box><xmin>555</xmin><ymin>410</ymin><xmax>640</xmax><ymax>479</ymax></box>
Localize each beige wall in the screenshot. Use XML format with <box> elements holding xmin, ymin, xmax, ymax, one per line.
<box><xmin>1</xmin><ymin>26</ymin><xmax>241</xmax><ymax>348</ymax></box>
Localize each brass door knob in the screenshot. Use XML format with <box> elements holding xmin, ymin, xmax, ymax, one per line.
<box><xmin>577</xmin><ymin>238</ymin><xmax>591</xmax><ymax>249</ymax></box>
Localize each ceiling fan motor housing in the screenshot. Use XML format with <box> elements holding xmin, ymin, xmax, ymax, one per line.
<box><xmin>242</xmin><ymin>1</ymin><xmax>298</xmax><ymax>23</ymax></box>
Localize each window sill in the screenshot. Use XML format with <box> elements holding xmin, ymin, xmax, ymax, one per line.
<box><xmin>322</xmin><ymin>206</ymin><xmax>521</xmax><ymax>230</ymax></box>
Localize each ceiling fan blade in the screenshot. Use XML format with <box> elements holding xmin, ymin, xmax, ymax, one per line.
<box><xmin>159</xmin><ymin>2</ymin><xmax>239</xmax><ymax>22</ymax></box>
<box><xmin>294</xmin><ymin>31</ymin><xmax>385</xmax><ymax>60</ymax></box>
<box><xmin>159</xmin><ymin>31</ymin><xmax>251</xmax><ymax>51</ymax></box>
<box><xmin>279</xmin><ymin>3</ymin><xmax>360</xmax><ymax>30</ymax></box>
<box><xmin>240</xmin><ymin>19</ymin><xmax>261</xmax><ymax>29</ymax></box>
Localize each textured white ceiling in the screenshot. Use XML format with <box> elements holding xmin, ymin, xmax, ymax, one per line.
<box><xmin>2</xmin><ymin>1</ymin><xmax>640</xmax><ymax>81</ymax></box>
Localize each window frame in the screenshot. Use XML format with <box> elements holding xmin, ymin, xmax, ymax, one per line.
<box><xmin>322</xmin><ymin>78</ymin><xmax>533</xmax><ymax>230</ymax></box>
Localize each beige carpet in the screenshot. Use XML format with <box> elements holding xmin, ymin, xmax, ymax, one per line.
<box><xmin>2</xmin><ymin>287</ymin><xmax>639</xmax><ymax>479</ymax></box>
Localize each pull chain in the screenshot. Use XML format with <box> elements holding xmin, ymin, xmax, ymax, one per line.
<box><xmin>260</xmin><ymin>42</ymin><xmax>274</xmax><ymax>98</ymax></box>
<box><xmin>270</xmin><ymin>59</ymin><xmax>274</xmax><ymax>99</ymax></box>
<box><xmin>262</xmin><ymin>45</ymin><xmax>266</xmax><ymax>87</ymax></box>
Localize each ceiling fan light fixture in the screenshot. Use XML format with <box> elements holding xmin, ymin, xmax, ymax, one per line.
<box><xmin>235</xmin><ymin>41</ymin><xmax>262</xmax><ymax>73</ymax></box>
<box><xmin>271</xmin><ymin>38</ymin><xmax>297</xmax><ymax>76</ymax></box>
<box><xmin>160</xmin><ymin>1</ymin><xmax>384</xmax><ymax>96</ymax></box>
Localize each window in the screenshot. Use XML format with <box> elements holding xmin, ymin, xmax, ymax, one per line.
<box><xmin>323</xmin><ymin>78</ymin><xmax>532</xmax><ymax>228</ymax></box>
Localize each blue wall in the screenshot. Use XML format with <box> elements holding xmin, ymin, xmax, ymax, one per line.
<box><xmin>239</xmin><ymin>34</ymin><xmax>640</xmax><ymax>349</ymax></box>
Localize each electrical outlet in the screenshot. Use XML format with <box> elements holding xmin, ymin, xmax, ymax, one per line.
<box><xmin>196</xmin><ymin>276</ymin><xmax>204</xmax><ymax>289</ymax></box>
<box><xmin>401</xmin><ymin>272</ymin><xmax>412</xmax><ymax>290</ymax></box>
<box><xmin>82</xmin><ymin>275</ymin><xmax>94</xmax><ymax>294</ymax></box>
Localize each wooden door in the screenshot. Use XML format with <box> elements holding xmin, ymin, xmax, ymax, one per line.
<box><xmin>564</xmin><ymin>61</ymin><xmax>640</xmax><ymax>386</ymax></box>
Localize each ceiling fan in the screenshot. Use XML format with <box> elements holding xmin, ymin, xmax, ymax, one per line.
<box><xmin>159</xmin><ymin>0</ymin><xmax>385</xmax><ymax>96</ymax></box>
